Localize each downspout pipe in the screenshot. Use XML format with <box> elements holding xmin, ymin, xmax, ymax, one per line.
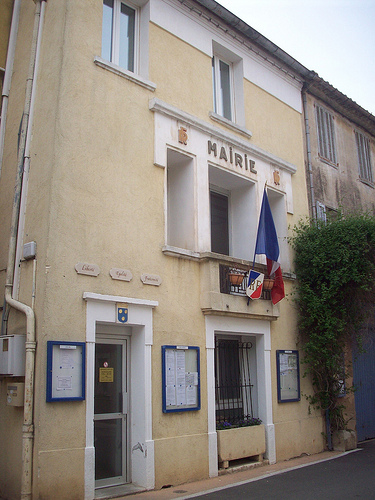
<box><xmin>302</xmin><ymin>88</ymin><xmax>316</xmax><ymax>220</ymax></box>
<box><xmin>13</xmin><ymin>0</ymin><xmax>45</xmax><ymax>299</ymax></box>
<box><xmin>0</xmin><ymin>0</ymin><xmax>21</xmax><ymax>177</ymax></box>
<box><xmin>4</xmin><ymin>1</ymin><xmax>45</xmax><ymax>498</ymax></box>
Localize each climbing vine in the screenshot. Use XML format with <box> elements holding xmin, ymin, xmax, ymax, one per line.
<box><xmin>291</xmin><ymin>212</ymin><xmax>375</xmax><ymax>433</ymax></box>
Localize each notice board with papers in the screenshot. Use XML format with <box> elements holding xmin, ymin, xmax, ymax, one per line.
<box><xmin>162</xmin><ymin>345</ymin><xmax>200</xmax><ymax>413</ymax></box>
<box><xmin>46</xmin><ymin>341</ymin><xmax>86</xmax><ymax>402</ymax></box>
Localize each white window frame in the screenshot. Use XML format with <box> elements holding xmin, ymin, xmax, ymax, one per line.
<box><xmin>211</xmin><ymin>42</ymin><xmax>245</xmax><ymax>128</ymax></box>
<box><xmin>355</xmin><ymin>130</ymin><xmax>373</xmax><ymax>184</ymax></box>
<box><xmin>97</xmin><ymin>0</ymin><xmax>155</xmax><ymax>90</ymax></box>
<box><xmin>212</xmin><ymin>55</ymin><xmax>235</xmax><ymax>122</ymax></box>
<box><xmin>102</xmin><ymin>0</ymin><xmax>139</xmax><ymax>72</ymax></box>
<box><xmin>316</xmin><ymin>105</ymin><xmax>337</xmax><ymax>165</ymax></box>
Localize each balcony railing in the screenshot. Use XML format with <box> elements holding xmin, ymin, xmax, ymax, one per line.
<box><xmin>219</xmin><ymin>264</ymin><xmax>271</xmax><ymax>300</ymax></box>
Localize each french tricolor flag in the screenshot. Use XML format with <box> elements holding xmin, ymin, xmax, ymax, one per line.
<box><xmin>248</xmin><ymin>190</ymin><xmax>285</xmax><ymax>305</ymax></box>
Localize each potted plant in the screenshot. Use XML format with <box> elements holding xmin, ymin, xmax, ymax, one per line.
<box><xmin>263</xmin><ymin>277</ymin><xmax>275</xmax><ymax>290</ymax></box>
<box><xmin>229</xmin><ymin>271</ymin><xmax>245</xmax><ymax>286</ymax></box>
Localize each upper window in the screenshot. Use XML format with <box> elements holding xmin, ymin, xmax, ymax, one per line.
<box><xmin>102</xmin><ymin>0</ymin><xmax>137</xmax><ymax>72</ymax></box>
<box><xmin>212</xmin><ymin>56</ymin><xmax>233</xmax><ymax>122</ymax></box>
<box><xmin>316</xmin><ymin>105</ymin><xmax>337</xmax><ymax>165</ymax></box>
<box><xmin>355</xmin><ymin>130</ymin><xmax>373</xmax><ymax>184</ymax></box>
<box><xmin>211</xmin><ymin>42</ymin><xmax>245</xmax><ymax>127</ymax></box>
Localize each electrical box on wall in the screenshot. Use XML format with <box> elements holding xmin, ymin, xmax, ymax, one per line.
<box><xmin>0</xmin><ymin>335</ymin><xmax>26</xmax><ymax>376</ymax></box>
<box><xmin>7</xmin><ymin>383</ymin><xmax>25</xmax><ymax>406</ymax></box>
<box><xmin>23</xmin><ymin>241</ymin><xmax>36</xmax><ymax>260</ymax></box>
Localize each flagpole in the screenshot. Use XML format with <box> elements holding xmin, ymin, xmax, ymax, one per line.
<box><xmin>248</xmin><ymin>185</ymin><xmax>267</xmax><ymax>304</ymax></box>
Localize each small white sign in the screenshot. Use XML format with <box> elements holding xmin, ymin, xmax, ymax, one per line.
<box><xmin>110</xmin><ymin>268</ymin><xmax>132</xmax><ymax>281</ymax></box>
<box><xmin>141</xmin><ymin>273</ymin><xmax>162</xmax><ymax>286</ymax></box>
<box><xmin>56</xmin><ymin>376</ymin><xmax>72</xmax><ymax>390</ymax></box>
<box><xmin>75</xmin><ymin>262</ymin><xmax>100</xmax><ymax>276</ymax></box>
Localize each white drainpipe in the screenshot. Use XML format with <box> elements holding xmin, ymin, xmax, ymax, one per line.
<box><xmin>0</xmin><ymin>0</ymin><xmax>21</xmax><ymax>177</ymax></box>
<box><xmin>4</xmin><ymin>1</ymin><xmax>46</xmax><ymax>498</ymax></box>
<box><xmin>13</xmin><ymin>0</ymin><xmax>45</xmax><ymax>299</ymax></box>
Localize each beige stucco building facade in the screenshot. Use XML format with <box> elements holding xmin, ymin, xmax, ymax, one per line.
<box><xmin>0</xmin><ymin>1</ymin><xmax>333</xmax><ymax>498</ymax></box>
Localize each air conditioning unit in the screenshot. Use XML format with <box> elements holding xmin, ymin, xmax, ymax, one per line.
<box><xmin>0</xmin><ymin>335</ymin><xmax>26</xmax><ymax>376</ymax></box>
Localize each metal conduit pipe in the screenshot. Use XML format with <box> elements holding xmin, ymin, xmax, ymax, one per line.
<box><xmin>302</xmin><ymin>89</ymin><xmax>316</xmax><ymax>220</ymax></box>
<box><xmin>4</xmin><ymin>1</ymin><xmax>46</xmax><ymax>498</ymax></box>
<box><xmin>0</xmin><ymin>0</ymin><xmax>21</xmax><ymax>177</ymax></box>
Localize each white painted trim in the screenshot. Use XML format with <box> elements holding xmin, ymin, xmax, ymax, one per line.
<box><xmin>209</xmin><ymin>111</ymin><xmax>252</xmax><ymax>138</ymax></box>
<box><xmin>94</xmin><ymin>56</ymin><xmax>156</xmax><ymax>91</ymax></box>
<box><xmin>149</xmin><ymin>98</ymin><xmax>297</xmax><ymax>174</ymax></box>
<box><xmin>84</xmin><ymin>293</ymin><xmax>156</xmax><ymax>497</ymax></box>
<box><xmin>83</xmin><ymin>291</ymin><xmax>158</xmax><ymax>308</ymax></box>
<box><xmin>205</xmin><ymin>316</ymin><xmax>275</xmax><ymax>476</ymax></box>
<box><xmin>206</xmin><ymin>345</ymin><xmax>217</xmax><ymax>477</ymax></box>
<box><xmin>162</xmin><ymin>245</ymin><xmax>201</xmax><ymax>260</ymax></box>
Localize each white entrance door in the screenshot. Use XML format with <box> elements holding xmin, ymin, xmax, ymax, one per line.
<box><xmin>94</xmin><ymin>337</ymin><xmax>129</xmax><ymax>488</ymax></box>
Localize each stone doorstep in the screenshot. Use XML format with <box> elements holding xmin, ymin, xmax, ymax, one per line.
<box><xmin>218</xmin><ymin>458</ymin><xmax>269</xmax><ymax>476</ymax></box>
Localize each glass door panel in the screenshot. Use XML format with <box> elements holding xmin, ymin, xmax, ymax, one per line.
<box><xmin>94</xmin><ymin>339</ymin><xmax>128</xmax><ymax>487</ymax></box>
<box><xmin>94</xmin><ymin>419</ymin><xmax>123</xmax><ymax>480</ymax></box>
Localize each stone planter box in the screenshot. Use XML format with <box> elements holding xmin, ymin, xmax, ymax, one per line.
<box><xmin>217</xmin><ymin>424</ymin><xmax>266</xmax><ymax>468</ymax></box>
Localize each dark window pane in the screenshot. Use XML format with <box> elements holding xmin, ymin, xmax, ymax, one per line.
<box><xmin>94</xmin><ymin>419</ymin><xmax>122</xmax><ymax>480</ymax></box>
<box><xmin>210</xmin><ymin>191</ymin><xmax>229</xmax><ymax>255</ymax></box>
<box><xmin>94</xmin><ymin>343</ymin><xmax>122</xmax><ymax>414</ymax></box>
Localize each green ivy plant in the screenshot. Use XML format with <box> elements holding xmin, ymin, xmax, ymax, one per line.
<box><xmin>290</xmin><ymin>211</ymin><xmax>375</xmax><ymax>434</ymax></box>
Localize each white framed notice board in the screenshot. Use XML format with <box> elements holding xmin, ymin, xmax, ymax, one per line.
<box><xmin>46</xmin><ymin>341</ymin><xmax>86</xmax><ymax>402</ymax></box>
<box><xmin>162</xmin><ymin>345</ymin><xmax>200</xmax><ymax>413</ymax></box>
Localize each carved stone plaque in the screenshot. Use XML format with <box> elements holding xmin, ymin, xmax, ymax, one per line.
<box><xmin>75</xmin><ymin>263</ymin><xmax>100</xmax><ymax>276</ymax></box>
<box><xmin>110</xmin><ymin>268</ymin><xmax>132</xmax><ymax>281</ymax></box>
<box><xmin>141</xmin><ymin>273</ymin><xmax>162</xmax><ymax>286</ymax></box>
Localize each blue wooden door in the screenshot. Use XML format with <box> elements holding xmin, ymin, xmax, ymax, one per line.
<box><xmin>353</xmin><ymin>325</ymin><xmax>375</xmax><ymax>442</ymax></box>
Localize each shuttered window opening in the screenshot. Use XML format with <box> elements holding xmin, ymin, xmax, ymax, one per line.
<box><xmin>316</xmin><ymin>105</ymin><xmax>337</xmax><ymax>165</ymax></box>
<box><xmin>355</xmin><ymin>131</ymin><xmax>373</xmax><ymax>183</ymax></box>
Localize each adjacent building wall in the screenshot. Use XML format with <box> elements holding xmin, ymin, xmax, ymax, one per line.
<box><xmin>302</xmin><ymin>87</ymin><xmax>375</xmax><ymax>438</ymax></box>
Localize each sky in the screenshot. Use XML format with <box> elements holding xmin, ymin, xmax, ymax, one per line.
<box><xmin>217</xmin><ymin>0</ymin><xmax>375</xmax><ymax>115</ymax></box>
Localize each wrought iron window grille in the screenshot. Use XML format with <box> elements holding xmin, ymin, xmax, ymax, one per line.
<box><xmin>215</xmin><ymin>339</ymin><xmax>257</xmax><ymax>426</ymax></box>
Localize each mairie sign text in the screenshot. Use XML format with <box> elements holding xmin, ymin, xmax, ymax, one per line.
<box><xmin>208</xmin><ymin>140</ymin><xmax>257</xmax><ymax>174</ymax></box>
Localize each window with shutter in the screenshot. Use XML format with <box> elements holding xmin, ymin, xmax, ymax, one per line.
<box><xmin>316</xmin><ymin>105</ymin><xmax>337</xmax><ymax>165</ymax></box>
<box><xmin>316</xmin><ymin>201</ymin><xmax>327</xmax><ymax>222</ymax></box>
<box><xmin>355</xmin><ymin>130</ymin><xmax>373</xmax><ymax>184</ymax></box>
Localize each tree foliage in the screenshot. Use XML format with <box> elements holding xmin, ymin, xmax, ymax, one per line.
<box><xmin>291</xmin><ymin>212</ymin><xmax>375</xmax><ymax>432</ymax></box>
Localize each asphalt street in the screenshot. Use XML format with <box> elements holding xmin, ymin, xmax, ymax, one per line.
<box><xmin>190</xmin><ymin>440</ymin><xmax>375</xmax><ymax>500</ymax></box>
